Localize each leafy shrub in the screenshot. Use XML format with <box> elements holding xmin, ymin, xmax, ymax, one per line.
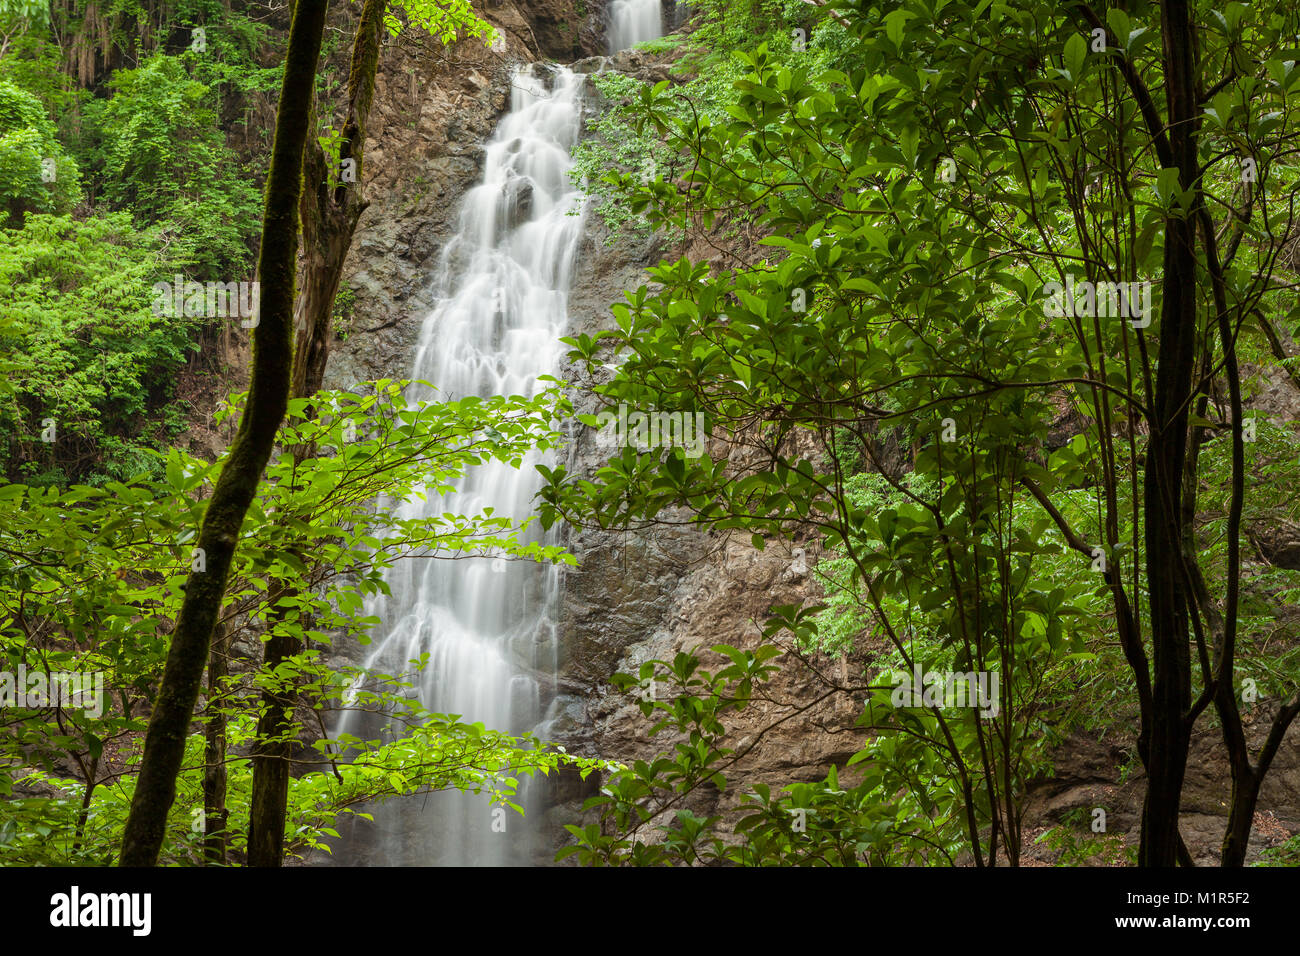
<box><xmin>85</xmin><ymin>54</ymin><xmax>260</xmax><ymax>277</ymax></box>
<box><xmin>0</xmin><ymin>78</ymin><xmax>79</xmax><ymax>223</ymax></box>
<box><xmin>0</xmin><ymin>212</ymin><xmax>193</xmax><ymax>483</ymax></box>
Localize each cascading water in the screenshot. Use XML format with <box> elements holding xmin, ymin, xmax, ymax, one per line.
<box><xmin>334</xmin><ymin>65</ymin><xmax>586</xmax><ymax>866</ymax></box>
<box><xmin>607</xmin><ymin>0</ymin><xmax>663</xmax><ymax>53</ymax></box>
<box><xmin>335</xmin><ymin>14</ymin><xmax>669</xmax><ymax>867</ymax></box>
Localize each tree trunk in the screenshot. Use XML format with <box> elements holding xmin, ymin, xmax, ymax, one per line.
<box><xmin>1220</xmin><ymin>694</ymin><xmax>1300</xmax><ymax>865</ymax></box>
<box><xmin>1138</xmin><ymin>0</ymin><xmax>1199</xmax><ymax>867</ymax></box>
<box><xmin>245</xmin><ymin>0</ymin><xmax>385</xmax><ymax>866</ymax></box>
<box><xmin>1221</xmin><ymin>768</ymin><xmax>1259</xmax><ymax>866</ymax></box>
<box><xmin>246</xmin><ymin>581</ymin><xmax>303</xmax><ymax>867</ymax></box>
<box><xmin>117</xmin><ymin>0</ymin><xmax>327</xmax><ymax>867</ymax></box>
<box><xmin>292</xmin><ymin>0</ymin><xmax>384</xmax><ymax>398</ymax></box>
<box><xmin>202</xmin><ymin>622</ymin><xmax>229</xmax><ymax>865</ymax></box>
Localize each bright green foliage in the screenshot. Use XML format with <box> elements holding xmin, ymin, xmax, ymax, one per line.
<box><xmin>3</xmin><ymin>710</ymin><xmax>609</xmax><ymax>865</ymax></box>
<box><xmin>1255</xmin><ymin>832</ymin><xmax>1300</xmax><ymax>867</ymax></box>
<box><xmin>0</xmin><ymin>46</ymin><xmax>266</xmax><ymax>484</ymax></box>
<box><xmin>560</xmin><ymin>632</ymin><xmax>972</xmax><ymax>865</ymax></box>
<box><xmin>0</xmin><ymin>379</ymin><xmax>602</xmax><ymax>864</ymax></box>
<box><xmin>0</xmin><ymin>32</ymin><xmax>84</xmax><ymax>121</ymax></box>
<box><xmin>46</xmin><ymin>0</ymin><xmax>281</xmax><ymax>89</ymax></box>
<box><xmin>174</xmin><ymin>3</ymin><xmax>284</xmax><ymax>102</ymax></box>
<box><xmin>0</xmin><ymin>0</ymin><xmax>48</xmax><ymax>64</ymax></box>
<box><xmin>547</xmin><ymin>0</ymin><xmax>1300</xmax><ymax>865</ymax></box>
<box><xmin>383</xmin><ymin>0</ymin><xmax>491</xmax><ymax>44</ymax></box>
<box><xmin>569</xmin><ymin>72</ymin><xmax>664</xmax><ymax>242</ymax></box>
<box><xmin>1034</xmin><ymin>808</ymin><xmax>1136</xmax><ymax>866</ymax></box>
<box><xmin>0</xmin><ymin>212</ymin><xmax>192</xmax><ymax>485</ymax></box>
<box><xmin>0</xmin><ymin>0</ymin><xmax>48</xmax><ymax>30</ymax></box>
<box><xmin>88</xmin><ymin>54</ymin><xmax>260</xmax><ymax>277</ymax></box>
<box><xmin>0</xmin><ymin>78</ymin><xmax>79</xmax><ymax>222</ymax></box>
<box><xmin>571</xmin><ymin>0</ymin><xmax>854</xmax><ymax>242</ymax></box>
<box><xmin>207</xmin><ymin>380</ymin><xmax>576</xmax><ymax>657</ymax></box>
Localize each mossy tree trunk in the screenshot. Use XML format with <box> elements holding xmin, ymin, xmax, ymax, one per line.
<box><xmin>291</xmin><ymin>0</ymin><xmax>384</xmax><ymax>399</ymax></box>
<box><xmin>245</xmin><ymin>0</ymin><xmax>386</xmax><ymax>867</ymax></box>
<box><xmin>118</xmin><ymin>0</ymin><xmax>329</xmax><ymax>867</ymax></box>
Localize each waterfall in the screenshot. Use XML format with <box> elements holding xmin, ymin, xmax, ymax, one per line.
<box><xmin>332</xmin><ymin>9</ymin><xmax>668</xmax><ymax>867</ymax></box>
<box><xmin>608</xmin><ymin>0</ymin><xmax>663</xmax><ymax>53</ymax></box>
<box><xmin>334</xmin><ymin>65</ymin><xmax>586</xmax><ymax>866</ymax></box>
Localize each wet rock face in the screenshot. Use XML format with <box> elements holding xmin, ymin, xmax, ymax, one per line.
<box><xmin>323</xmin><ymin>66</ymin><xmax>503</xmax><ymax>386</ymax></box>
<box><xmin>1250</xmin><ymin>519</ymin><xmax>1300</xmax><ymax>570</ymax></box>
<box><xmin>533</xmin><ymin>168</ymin><xmax>875</xmax><ymax>860</ymax></box>
<box><xmin>324</xmin><ymin>0</ymin><xmax>609</xmax><ymax>391</ymax></box>
<box><xmin>499</xmin><ymin>170</ymin><xmax>535</xmax><ymax>231</ymax></box>
<box><xmin>522</xmin><ymin>0</ymin><xmax>610</xmax><ymax>60</ymax></box>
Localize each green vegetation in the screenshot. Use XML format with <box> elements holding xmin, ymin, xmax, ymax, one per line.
<box><xmin>0</xmin><ymin>0</ymin><xmax>1298</xmax><ymax>876</ymax></box>
<box><xmin>0</xmin><ymin>213</ymin><xmax>192</xmax><ymax>485</ymax></box>
<box><xmin>571</xmin><ymin>0</ymin><xmax>853</xmax><ymax>242</ymax></box>
<box><xmin>547</xmin><ymin>0</ymin><xmax>1300</xmax><ymax>867</ymax></box>
<box><xmin>0</xmin><ymin>78</ymin><xmax>78</xmax><ymax>222</ymax></box>
<box><xmin>0</xmin><ymin>0</ymin><xmax>292</xmax><ymax>486</ymax></box>
<box><xmin>88</xmin><ymin>53</ymin><xmax>261</xmax><ymax>275</ymax></box>
<box><xmin>0</xmin><ymin>381</ymin><xmax>597</xmax><ymax>863</ymax></box>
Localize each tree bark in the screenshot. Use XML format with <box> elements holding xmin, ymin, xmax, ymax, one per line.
<box><xmin>245</xmin><ymin>0</ymin><xmax>384</xmax><ymax>866</ymax></box>
<box><xmin>1138</xmin><ymin>0</ymin><xmax>1199</xmax><ymax>867</ymax></box>
<box><xmin>118</xmin><ymin>0</ymin><xmax>327</xmax><ymax>867</ymax></box>
<box><xmin>1221</xmin><ymin>694</ymin><xmax>1300</xmax><ymax>864</ymax></box>
<box><xmin>202</xmin><ymin>621</ymin><xmax>229</xmax><ymax>865</ymax></box>
<box><xmin>292</xmin><ymin>0</ymin><xmax>383</xmax><ymax>398</ymax></box>
<box><xmin>246</xmin><ymin>579</ymin><xmax>303</xmax><ymax>867</ymax></box>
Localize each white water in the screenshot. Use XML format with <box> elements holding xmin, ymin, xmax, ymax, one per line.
<box><xmin>334</xmin><ymin>14</ymin><xmax>668</xmax><ymax>868</ymax></box>
<box><xmin>608</xmin><ymin>0</ymin><xmax>663</xmax><ymax>53</ymax></box>
<box><xmin>335</xmin><ymin>65</ymin><xmax>587</xmax><ymax>866</ymax></box>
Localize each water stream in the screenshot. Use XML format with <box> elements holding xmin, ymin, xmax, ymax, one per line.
<box><xmin>608</xmin><ymin>0</ymin><xmax>664</xmax><ymax>53</ymax></box>
<box><xmin>335</xmin><ymin>11</ymin><xmax>666</xmax><ymax>867</ymax></box>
